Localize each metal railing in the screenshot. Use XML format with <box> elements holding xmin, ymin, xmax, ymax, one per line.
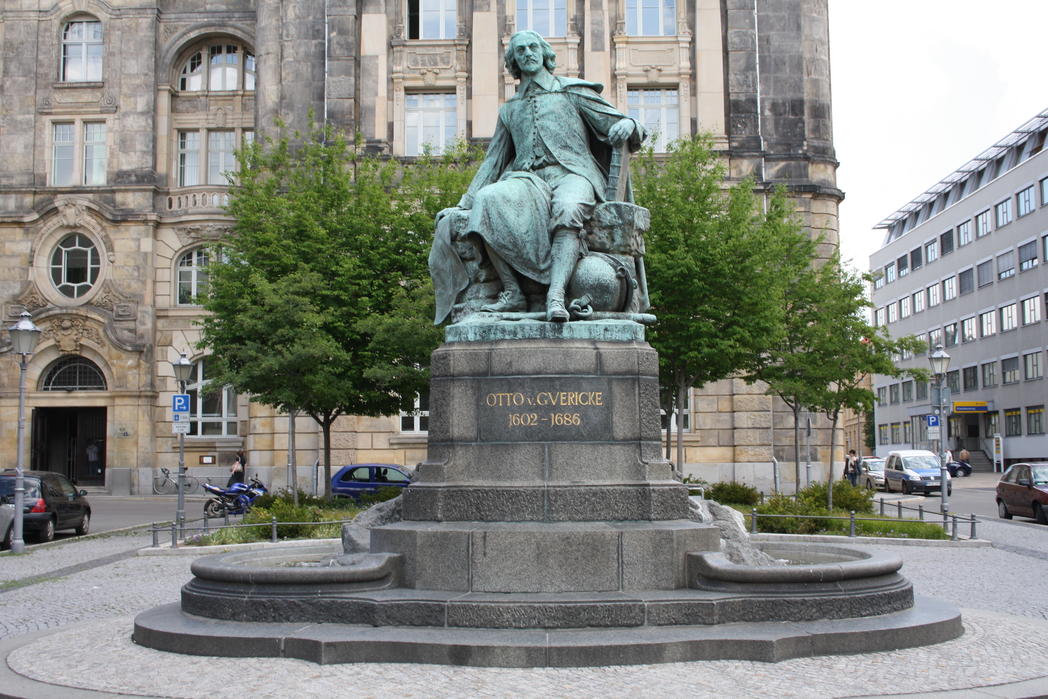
<box><xmin>748</xmin><ymin>504</ymin><xmax>978</xmax><ymax>541</ymax></box>
<box><xmin>149</xmin><ymin>515</ymin><xmax>351</xmax><ymax>549</ymax></box>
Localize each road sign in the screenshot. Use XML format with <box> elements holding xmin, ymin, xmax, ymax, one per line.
<box><xmin>926</xmin><ymin>414</ymin><xmax>940</xmax><ymax>428</ymax></box>
<box><xmin>172</xmin><ymin>421</ymin><xmax>190</xmax><ymax>434</ymax></box>
<box><xmin>926</xmin><ymin>426</ymin><xmax>940</xmax><ymax>440</ymax></box>
<box><xmin>172</xmin><ymin>394</ymin><xmax>190</xmax><ymax>412</ymax></box>
<box><xmin>953</xmin><ymin>401</ymin><xmax>988</xmax><ymax>413</ymax></box>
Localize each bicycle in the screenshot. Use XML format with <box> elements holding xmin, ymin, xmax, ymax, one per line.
<box><xmin>152</xmin><ymin>467</ymin><xmax>201</xmax><ymax>495</ymax></box>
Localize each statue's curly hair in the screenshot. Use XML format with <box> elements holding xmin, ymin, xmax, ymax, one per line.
<box><xmin>504</xmin><ymin>30</ymin><xmax>557</xmax><ymax>80</ymax></box>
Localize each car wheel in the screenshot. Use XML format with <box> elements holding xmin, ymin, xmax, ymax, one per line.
<box><xmin>998</xmin><ymin>499</ymin><xmax>1012</xmax><ymax>519</ymax></box>
<box><xmin>1035</xmin><ymin>503</ymin><xmax>1048</xmax><ymax>525</ymax></box>
<box><xmin>38</xmin><ymin>518</ymin><xmax>55</xmax><ymax>542</ymax></box>
<box><xmin>901</xmin><ymin>481</ymin><xmax>910</xmax><ymax>495</ymax></box>
<box><xmin>75</xmin><ymin>512</ymin><xmax>90</xmax><ymax>536</ymax></box>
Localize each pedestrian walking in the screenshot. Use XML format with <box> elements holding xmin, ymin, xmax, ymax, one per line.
<box><xmin>843</xmin><ymin>449</ymin><xmax>859</xmax><ymax>487</ymax></box>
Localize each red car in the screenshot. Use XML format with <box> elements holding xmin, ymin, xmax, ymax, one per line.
<box><xmin>996</xmin><ymin>462</ymin><xmax>1048</xmax><ymax>523</ymax></box>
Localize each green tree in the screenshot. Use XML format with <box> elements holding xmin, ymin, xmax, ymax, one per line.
<box><xmin>200</xmin><ymin>123</ymin><xmax>478</xmax><ymax>498</ymax></box>
<box><xmin>633</xmin><ymin>135</ymin><xmax>810</xmax><ymax>471</ymax></box>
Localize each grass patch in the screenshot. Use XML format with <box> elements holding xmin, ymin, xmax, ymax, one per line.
<box><xmin>731</xmin><ymin>503</ymin><xmax>949</xmax><ymax>540</ymax></box>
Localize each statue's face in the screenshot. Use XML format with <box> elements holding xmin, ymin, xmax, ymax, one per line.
<box><xmin>510</xmin><ymin>35</ymin><xmax>544</xmax><ymax>77</ymax></box>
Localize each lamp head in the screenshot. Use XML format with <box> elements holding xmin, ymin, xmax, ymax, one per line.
<box><xmin>172</xmin><ymin>352</ymin><xmax>194</xmax><ymax>383</ymax></box>
<box><xmin>928</xmin><ymin>343</ymin><xmax>951</xmax><ymax>376</ymax></box>
<box><xmin>8</xmin><ymin>311</ymin><xmax>41</xmax><ymax>356</ymax></box>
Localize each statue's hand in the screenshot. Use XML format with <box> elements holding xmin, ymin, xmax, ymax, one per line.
<box><xmin>608</xmin><ymin>119</ymin><xmax>636</xmax><ymax>146</ymax></box>
<box><xmin>436</xmin><ymin>206</ymin><xmax>460</xmax><ymax>223</ymax></box>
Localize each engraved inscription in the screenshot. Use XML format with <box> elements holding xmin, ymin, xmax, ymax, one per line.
<box><xmin>477</xmin><ymin>379</ymin><xmax>613</xmax><ymax>442</ymax></box>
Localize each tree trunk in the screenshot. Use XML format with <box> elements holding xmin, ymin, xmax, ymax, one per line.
<box><xmin>827</xmin><ymin>410</ymin><xmax>840</xmax><ymax>510</ymax></box>
<box><xmin>792</xmin><ymin>403</ymin><xmax>802</xmax><ymax>494</ymax></box>
<box><xmin>288</xmin><ymin>409</ymin><xmax>298</xmax><ymax>506</ymax></box>
<box><xmin>322</xmin><ymin>416</ymin><xmax>334</xmax><ymax>501</ymax></box>
<box><xmin>675</xmin><ymin>373</ymin><xmax>687</xmax><ymax>478</ymax></box>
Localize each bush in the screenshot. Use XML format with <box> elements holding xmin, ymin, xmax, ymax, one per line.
<box><xmin>754</xmin><ymin>494</ymin><xmax>826</xmax><ymax>534</ymax></box>
<box><xmin>188</xmin><ymin>491</ymin><xmax>361</xmax><ymax>545</ymax></box>
<box><xmin>796</xmin><ymin>481</ymin><xmax>874</xmax><ymax>514</ymax></box>
<box><xmin>707</xmin><ymin>481</ymin><xmax>761</xmax><ymax>506</ymax></box>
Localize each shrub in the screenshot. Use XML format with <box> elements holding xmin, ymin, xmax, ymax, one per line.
<box><xmin>707</xmin><ymin>481</ymin><xmax>761</xmax><ymax>506</ymax></box>
<box><xmin>796</xmin><ymin>481</ymin><xmax>874</xmax><ymax>514</ymax></box>
<box><xmin>754</xmin><ymin>494</ymin><xmax>826</xmax><ymax>534</ymax></box>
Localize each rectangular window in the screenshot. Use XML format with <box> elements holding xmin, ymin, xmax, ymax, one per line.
<box><xmin>1042</xmin><ymin>177</ymin><xmax>1048</xmax><ymax>207</ymax></box>
<box><xmin>915</xmin><ymin>380</ymin><xmax>928</xmax><ymax>401</ymax></box>
<box><xmin>915</xmin><ymin>332</ymin><xmax>928</xmax><ymax>354</ymax></box>
<box><xmin>1028</xmin><ymin>406</ymin><xmax>1045</xmax><ymax>435</ymax></box>
<box><xmin>405</xmin><ymin>93</ymin><xmax>457</xmax><ymax>156</ymax></box>
<box><xmin>1019</xmin><ymin>240</ymin><xmax>1038</xmax><ymax>271</ymax></box>
<box><xmin>400</xmin><ymin>392</ymin><xmax>430</xmax><ymax>432</ymax></box>
<box><xmin>890</xmin><ymin>423</ymin><xmax>901</xmax><ymax>443</ymax></box>
<box><xmin>927</xmin><ymin>283</ymin><xmax>941</xmax><ymax>306</ymax></box>
<box><xmin>875</xmin><ymin>307</ymin><xmax>886</xmax><ymax>326</ymax></box>
<box><xmin>976</xmin><ymin>260</ymin><xmax>993</xmax><ymax>286</ymax></box>
<box><xmin>178</xmin><ymin>131</ymin><xmax>200</xmax><ymax>186</ymax></box>
<box><xmin>901</xmin><ymin>380</ymin><xmax>914</xmax><ymax>402</ymax></box>
<box><xmin>925</xmin><ymin>239</ymin><xmax>939</xmax><ymax>262</ymax></box>
<box><xmin>946</xmin><ymin>370</ymin><xmax>960</xmax><ymax>393</ymax></box>
<box><xmin>944</xmin><ymin>322</ymin><xmax>957</xmax><ymax>347</ymax></box>
<box><xmin>981</xmin><ymin>361</ymin><xmax>997</xmax><ymax>387</ymax></box>
<box><xmin>408</xmin><ymin>0</ymin><xmax>456</xmax><ymax>39</ymax></box>
<box><xmin>626</xmin><ymin>0</ymin><xmax>676</xmax><ymax>36</ymax></box>
<box><xmin>82</xmin><ymin>123</ymin><xmax>106</xmax><ymax>185</ymax></box>
<box><xmin>52</xmin><ymin>123</ymin><xmax>75</xmax><ymax>186</ymax></box>
<box><xmin>994</xmin><ymin>199</ymin><xmax>1013</xmax><ymax>227</ymax></box>
<box><xmin>902</xmin><ymin>421</ymin><xmax>912</xmax><ymax>444</ymax></box>
<box><xmin>899</xmin><ymin>296</ymin><xmax>911</xmax><ymax>318</ymax></box>
<box><xmin>897</xmin><ymin>254</ymin><xmax>909</xmax><ymax>277</ymax></box>
<box><xmin>207</xmin><ymin>131</ymin><xmax>236</xmax><ymax>185</ymax></box>
<box><xmin>943</xmin><ymin>276</ymin><xmax>957</xmax><ymax>300</ymax></box>
<box><xmin>929</xmin><ymin>328</ymin><xmax>943</xmax><ymax>348</ymax></box>
<box><xmin>961</xmin><ymin>316</ymin><xmax>977</xmax><ymax>343</ymax></box>
<box><xmin>910</xmin><ymin>247</ymin><xmax>923</xmax><ymax>270</ymax></box>
<box><xmin>979</xmin><ymin>310</ymin><xmax>996</xmax><ymax>337</ymax></box>
<box><xmin>997</xmin><ymin>252</ymin><xmax>1015</xmax><ymax>280</ymax></box>
<box><xmin>878</xmin><ymin>424</ymin><xmax>888</xmax><ymax>445</ymax></box>
<box><xmin>958</xmin><ymin>268</ymin><xmax>974</xmax><ymax>295</ymax></box>
<box><xmin>946</xmin><ymin>225</ymin><xmax>961</xmax><ymax>250</ymax></box>
<box><xmin>975</xmin><ymin>210</ymin><xmax>992</xmax><ymax>237</ymax></box>
<box><xmin>889</xmin><ymin>383</ymin><xmax>900</xmax><ymax>404</ymax></box>
<box><xmin>1005</xmin><ymin>408</ymin><xmax>1022</xmax><ymax>437</ymax></box>
<box><xmin>986</xmin><ymin>411</ymin><xmax>999</xmax><ymax>437</ymax></box>
<box><xmin>877</xmin><ymin>387</ymin><xmax>887</xmax><ymax>407</ymax></box>
<box><xmin>962</xmin><ymin>366</ymin><xmax>978</xmax><ymax>392</ymax></box>
<box><xmin>912</xmin><ymin>290</ymin><xmax>926</xmax><ymax>313</ymax></box>
<box><xmin>516</xmin><ymin>0</ymin><xmax>567</xmax><ymax>37</ymax></box>
<box><xmin>1002</xmin><ymin>357</ymin><xmax>1020</xmax><ymax>384</ymax></box>
<box><xmin>1001</xmin><ymin>303</ymin><xmax>1018</xmax><ymax>331</ymax></box>
<box><xmin>887</xmin><ymin>302</ymin><xmax>898</xmax><ymax>323</ymax></box>
<box><xmin>1022</xmin><ymin>296</ymin><xmax>1042</xmax><ymax>325</ymax></box>
<box><xmin>885</xmin><ymin>262</ymin><xmax>896</xmax><ymax>283</ymax></box>
<box><xmin>628</xmin><ymin>89</ymin><xmax>679</xmax><ymax>153</ymax></box>
<box><xmin>1018</xmin><ymin>185</ymin><xmax>1035</xmax><ymax>217</ymax></box>
<box><xmin>1024</xmin><ymin>351</ymin><xmax>1043</xmax><ymax>380</ymax></box>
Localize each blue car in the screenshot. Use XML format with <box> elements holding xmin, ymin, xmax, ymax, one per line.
<box><xmin>883</xmin><ymin>450</ymin><xmax>952</xmax><ymax>496</ymax></box>
<box><xmin>331</xmin><ymin>464</ymin><xmax>413</xmax><ymax>501</ymax></box>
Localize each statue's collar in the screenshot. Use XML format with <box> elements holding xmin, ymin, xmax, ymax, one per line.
<box><xmin>517</xmin><ymin>71</ymin><xmax>559</xmax><ymax>97</ymax></box>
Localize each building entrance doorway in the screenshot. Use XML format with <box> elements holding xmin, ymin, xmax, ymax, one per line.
<box><xmin>957</xmin><ymin>414</ymin><xmax>982</xmax><ymax>453</ymax></box>
<box><xmin>31</xmin><ymin>407</ymin><xmax>107</xmax><ymax>485</ymax></box>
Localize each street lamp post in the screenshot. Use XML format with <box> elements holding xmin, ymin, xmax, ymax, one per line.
<box><xmin>172</xmin><ymin>353</ymin><xmax>194</xmax><ymax>538</ymax></box>
<box><xmin>928</xmin><ymin>344</ymin><xmax>951</xmax><ymax>514</ymax></box>
<box><xmin>7</xmin><ymin>311</ymin><xmax>41</xmax><ymax>554</ymax></box>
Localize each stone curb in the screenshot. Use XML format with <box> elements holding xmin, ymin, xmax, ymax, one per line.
<box><xmin>137</xmin><ymin>537</ymin><xmax>341</xmax><ymax>556</ymax></box>
<box><xmin>751</xmin><ymin>533</ymin><xmax>992</xmax><ymax>548</ymax></box>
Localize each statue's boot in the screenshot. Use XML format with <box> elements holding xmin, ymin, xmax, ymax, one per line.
<box><xmin>546</xmin><ymin>228</ymin><xmax>581</xmax><ymax>322</ymax></box>
<box><xmin>480</xmin><ymin>243</ymin><xmax>527</xmax><ymax>313</ymax></box>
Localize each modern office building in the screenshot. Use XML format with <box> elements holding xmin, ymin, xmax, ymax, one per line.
<box><xmin>0</xmin><ymin>0</ymin><xmax>839</xmax><ymax>494</ymax></box>
<box><xmin>870</xmin><ymin>109</ymin><xmax>1048</xmax><ymax>468</ymax></box>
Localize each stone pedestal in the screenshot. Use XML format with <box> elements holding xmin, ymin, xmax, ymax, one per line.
<box><xmin>372</xmin><ymin>324</ymin><xmax>718</xmax><ymax>593</ymax></box>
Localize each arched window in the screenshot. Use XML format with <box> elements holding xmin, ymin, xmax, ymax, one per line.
<box><xmin>50</xmin><ymin>233</ymin><xmax>101</xmax><ymax>298</ymax></box>
<box><xmin>185</xmin><ymin>358</ymin><xmax>238</xmax><ymax>436</ymax></box>
<box><xmin>41</xmin><ymin>356</ymin><xmax>107</xmax><ymax>391</ymax></box>
<box><xmin>61</xmin><ymin>19</ymin><xmax>103</xmax><ymax>82</ymax></box>
<box><xmin>177</xmin><ymin>247</ymin><xmax>210</xmax><ymax>305</ymax></box>
<box><xmin>177</xmin><ymin>42</ymin><xmax>255</xmax><ymax>92</ymax></box>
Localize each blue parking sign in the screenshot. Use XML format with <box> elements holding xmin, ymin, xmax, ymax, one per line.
<box><xmin>926</xmin><ymin>414</ymin><xmax>940</xmax><ymax>427</ymax></box>
<box><xmin>172</xmin><ymin>394</ymin><xmax>190</xmax><ymax>412</ymax></box>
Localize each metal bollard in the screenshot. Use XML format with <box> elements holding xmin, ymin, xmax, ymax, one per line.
<box><xmin>170</xmin><ymin>522</ymin><xmax>178</xmax><ymax>549</ymax></box>
<box><xmin>970</xmin><ymin>513</ymin><xmax>978</xmax><ymax>540</ymax></box>
<box><xmin>224</xmin><ymin>511</ymin><xmax>230</xmax><ymax>527</ymax></box>
<box><xmin>151</xmin><ymin>523</ymin><xmax>158</xmax><ymax>549</ymax></box>
<box><xmin>879</xmin><ymin>498</ymin><xmax>885</xmax><ymax>516</ymax></box>
<box><xmin>849</xmin><ymin>510</ymin><xmax>856</xmax><ymax>537</ymax></box>
<box><xmin>918</xmin><ymin>504</ymin><xmax>924</xmax><ymax>521</ymax></box>
<box><xmin>896</xmin><ymin>501</ymin><xmax>902</xmax><ymax>518</ymax></box>
<box><xmin>271</xmin><ymin>516</ymin><xmax>278</xmax><ymax>543</ymax></box>
<box><xmin>951</xmin><ymin>514</ymin><xmax>958</xmax><ymax>541</ymax></box>
<box><xmin>751</xmin><ymin>508</ymin><xmax>758</xmax><ymax>534</ymax></box>
<box><xmin>204</xmin><ymin>515</ymin><xmax>210</xmax><ymax>535</ymax></box>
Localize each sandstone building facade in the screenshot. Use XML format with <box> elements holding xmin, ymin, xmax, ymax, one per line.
<box><xmin>0</xmin><ymin>0</ymin><xmax>839</xmax><ymax>494</ymax></box>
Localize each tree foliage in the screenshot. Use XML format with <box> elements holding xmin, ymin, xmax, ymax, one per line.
<box><xmin>633</xmin><ymin>135</ymin><xmax>813</xmax><ymax>469</ymax></box>
<box><xmin>199</xmin><ymin>122</ymin><xmax>480</xmax><ymax>497</ymax></box>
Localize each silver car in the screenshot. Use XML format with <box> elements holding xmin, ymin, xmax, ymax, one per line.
<box><xmin>0</xmin><ymin>502</ymin><xmax>14</xmax><ymax>550</ymax></box>
<box><xmin>860</xmin><ymin>457</ymin><xmax>886</xmax><ymax>491</ymax></box>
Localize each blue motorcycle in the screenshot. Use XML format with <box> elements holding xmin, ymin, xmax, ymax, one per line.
<box><xmin>202</xmin><ymin>476</ymin><xmax>268</xmax><ymax>518</ymax></box>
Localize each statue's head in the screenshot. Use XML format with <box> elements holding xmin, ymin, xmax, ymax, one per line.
<box><xmin>505</xmin><ymin>30</ymin><xmax>556</xmax><ymax>80</ymax></box>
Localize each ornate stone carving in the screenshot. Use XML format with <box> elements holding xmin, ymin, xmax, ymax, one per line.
<box><xmin>57</xmin><ymin>198</ymin><xmax>88</xmax><ymax>228</ymax></box>
<box><xmin>91</xmin><ymin>281</ymin><xmax>136</xmax><ymax>318</ymax></box>
<box><xmin>177</xmin><ymin>223</ymin><xmax>231</xmax><ymax>241</ymax></box>
<box><xmin>41</xmin><ymin>316</ymin><xmax>104</xmax><ymax>354</ymax></box>
<box><xmin>15</xmin><ymin>288</ymin><xmax>48</xmax><ymax>314</ymax></box>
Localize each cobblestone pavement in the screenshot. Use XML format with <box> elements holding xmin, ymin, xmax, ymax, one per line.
<box><xmin>1</xmin><ymin>521</ymin><xmax>1047</xmax><ymax>697</ymax></box>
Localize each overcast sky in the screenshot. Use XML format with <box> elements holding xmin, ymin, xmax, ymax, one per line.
<box><xmin>828</xmin><ymin>0</ymin><xmax>1048</xmax><ymax>271</ymax></box>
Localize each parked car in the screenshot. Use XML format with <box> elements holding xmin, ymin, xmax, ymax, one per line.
<box><xmin>882</xmin><ymin>450</ymin><xmax>952</xmax><ymax>496</ymax></box>
<box><xmin>0</xmin><ymin>470</ymin><xmax>91</xmax><ymax>542</ymax></box>
<box><xmin>0</xmin><ymin>502</ymin><xmax>13</xmax><ymax>550</ymax></box>
<box><xmin>946</xmin><ymin>461</ymin><xmax>973</xmax><ymax>478</ymax></box>
<box><xmin>859</xmin><ymin>457</ymin><xmax>886</xmax><ymax>490</ymax></box>
<box><xmin>331</xmin><ymin>464</ymin><xmax>413</xmax><ymax>501</ymax></box>
<box><xmin>995</xmin><ymin>462</ymin><xmax>1048</xmax><ymax>523</ymax></box>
